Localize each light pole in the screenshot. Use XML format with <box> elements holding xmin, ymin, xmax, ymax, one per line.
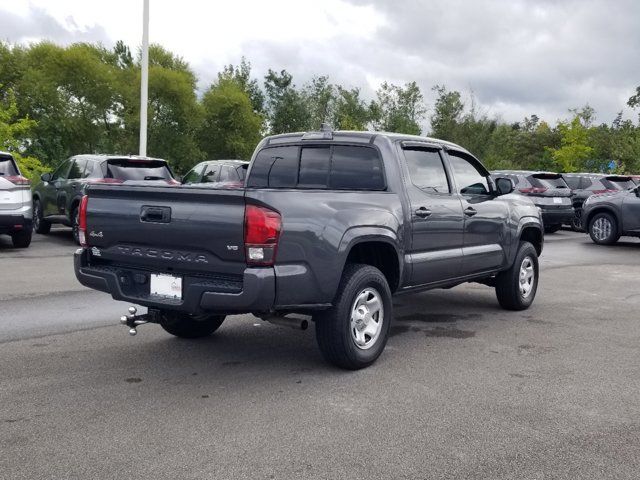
<box><xmin>139</xmin><ymin>0</ymin><xmax>149</xmax><ymax>156</ymax></box>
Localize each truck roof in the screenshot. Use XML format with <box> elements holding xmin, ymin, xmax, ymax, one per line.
<box><xmin>262</xmin><ymin>130</ymin><xmax>472</xmax><ymax>155</ymax></box>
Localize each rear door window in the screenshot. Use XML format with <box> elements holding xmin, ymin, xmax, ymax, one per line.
<box><xmin>248</xmin><ymin>146</ymin><xmax>299</xmax><ymax>188</ymax></box>
<box><xmin>219</xmin><ymin>165</ymin><xmax>241</xmax><ymax>182</ymax></box>
<box><xmin>0</xmin><ymin>156</ymin><xmax>18</xmax><ymax>176</ymax></box>
<box><xmin>106</xmin><ymin>159</ymin><xmax>172</xmax><ymax>181</ymax></box>
<box><xmin>403</xmin><ymin>148</ymin><xmax>450</xmax><ymax>193</ymax></box>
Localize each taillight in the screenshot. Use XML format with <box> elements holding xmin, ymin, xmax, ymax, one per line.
<box><xmin>244</xmin><ymin>205</ymin><xmax>282</xmax><ymax>266</ymax></box>
<box><xmin>592</xmin><ymin>189</ymin><xmax>617</xmax><ymax>194</ymax></box>
<box><xmin>4</xmin><ymin>175</ymin><xmax>30</xmax><ymax>187</ymax></box>
<box><xmin>78</xmin><ymin>195</ymin><xmax>89</xmax><ymax>248</ymax></box>
<box><xmin>519</xmin><ymin>187</ymin><xmax>548</xmax><ymax>194</ymax></box>
<box><xmin>166</xmin><ymin>179</ymin><xmax>180</xmax><ymax>185</ymax></box>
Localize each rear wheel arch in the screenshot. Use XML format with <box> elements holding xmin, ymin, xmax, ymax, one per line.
<box><xmin>343</xmin><ymin>239</ymin><xmax>401</xmax><ymax>293</ymax></box>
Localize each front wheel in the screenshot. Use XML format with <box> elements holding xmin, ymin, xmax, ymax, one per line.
<box><xmin>495</xmin><ymin>241</ymin><xmax>539</xmax><ymax>311</ymax></box>
<box><xmin>315</xmin><ymin>264</ymin><xmax>392</xmax><ymax>370</ymax></box>
<box><xmin>160</xmin><ymin>312</ymin><xmax>226</xmax><ymax>338</ymax></box>
<box><xmin>588</xmin><ymin>212</ymin><xmax>619</xmax><ymax>245</ymax></box>
<box><xmin>33</xmin><ymin>199</ymin><xmax>51</xmax><ymax>234</ymax></box>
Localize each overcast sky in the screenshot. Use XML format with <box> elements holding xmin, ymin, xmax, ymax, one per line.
<box><xmin>1</xmin><ymin>0</ymin><xmax>639</xmax><ymax>127</ymax></box>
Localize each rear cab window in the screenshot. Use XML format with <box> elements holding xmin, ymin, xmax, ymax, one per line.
<box><xmin>247</xmin><ymin>144</ymin><xmax>385</xmax><ymax>191</ymax></box>
<box><xmin>105</xmin><ymin>158</ymin><xmax>172</xmax><ymax>181</ymax></box>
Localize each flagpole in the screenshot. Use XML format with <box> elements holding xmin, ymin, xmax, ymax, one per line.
<box><xmin>139</xmin><ymin>0</ymin><xmax>149</xmax><ymax>156</ymax></box>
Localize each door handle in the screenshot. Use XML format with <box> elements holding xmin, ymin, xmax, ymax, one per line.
<box><xmin>464</xmin><ymin>207</ymin><xmax>477</xmax><ymax>217</ymax></box>
<box><xmin>415</xmin><ymin>207</ymin><xmax>432</xmax><ymax>218</ymax></box>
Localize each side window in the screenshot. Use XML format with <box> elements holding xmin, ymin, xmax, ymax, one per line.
<box><xmin>247</xmin><ymin>146</ymin><xmax>299</xmax><ymax>188</ymax></box>
<box><xmin>299</xmin><ymin>146</ymin><xmax>330</xmax><ymax>188</ymax></box>
<box><xmin>447</xmin><ymin>151</ymin><xmax>490</xmax><ymax>195</ymax></box>
<box><xmin>219</xmin><ymin>165</ymin><xmax>240</xmax><ymax>182</ymax></box>
<box><xmin>329</xmin><ymin>146</ymin><xmax>384</xmax><ymax>190</ymax></box>
<box><xmin>52</xmin><ymin>160</ymin><xmax>71</xmax><ymax>181</ymax></box>
<box><xmin>201</xmin><ymin>163</ymin><xmax>220</xmax><ymax>183</ymax></box>
<box><xmin>403</xmin><ymin>148</ymin><xmax>450</xmax><ymax>193</ymax></box>
<box><xmin>182</xmin><ymin>164</ymin><xmax>204</xmax><ymax>184</ymax></box>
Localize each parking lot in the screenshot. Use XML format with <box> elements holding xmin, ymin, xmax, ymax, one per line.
<box><xmin>2</xmin><ymin>229</ymin><xmax>640</xmax><ymax>479</ymax></box>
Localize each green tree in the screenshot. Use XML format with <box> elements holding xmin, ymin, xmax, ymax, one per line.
<box><xmin>264</xmin><ymin>69</ymin><xmax>310</xmax><ymax>134</ymax></box>
<box><xmin>218</xmin><ymin>57</ymin><xmax>265</xmax><ymax>115</ymax></box>
<box><xmin>334</xmin><ymin>86</ymin><xmax>374</xmax><ymax>130</ymax></box>
<box><xmin>547</xmin><ymin>109</ymin><xmax>594</xmax><ymax>172</ymax></box>
<box><xmin>302</xmin><ymin>76</ymin><xmax>335</xmax><ymax>129</ymax></box>
<box><xmin>373</xmin><ymin>81</ymin><xmax>425</xmax><ymax>134</ymax></box>
<box><xmin>0</xmin><ymin>88</ymin><xmax>48</xmax><ymax>182</ymax></box>
<box><xmin>430</xmin><ymin>85</ymin><xmax>464</xmax><ymax>141</ymax></box>
<box><xmin>199</xmin><ymin>78</ymin><xmax>263</xmax><ymax>160</ymax></box>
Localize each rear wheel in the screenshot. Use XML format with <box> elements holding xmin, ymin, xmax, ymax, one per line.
<box><xmin>160</xmin><ymin>311</ymin><xmax>226</xmax><ymax>338</ymax></box>
<box><xmin>315</xmin><ymin>264</ymin><xmax>392</xmax><ymax>370</ymax></box>
<box><xmin>495</xmin><ymin>241</ymin><xmax>539</xmax><ymax>311</ymax></box>
<box><xmin>33</xmin><ymin>199</ymin><xmax>51</xmax><ymax>234</ymax></box>
<box><xmin>588</xmin><ymin>212</ymin><xmax>619</xmax><ymax>245</ymax></box>
<box><xmin>544</xmin><ymin>224</ymin><xmax>561</xmax><ymax>234</ymax></box>
<box><xmin>571</xmin><ymin>208</ymin><xmax>583</xmax><ymax>232</ymax></box>
<box><xmin>11</xmin><ymin>229</ymin><xmax>32</xmax><ymax>248</ymax></box>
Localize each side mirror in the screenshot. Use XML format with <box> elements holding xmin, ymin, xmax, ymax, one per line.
<box><xmin>495</xmin><ymin>177</ymin><xmax>515</xmax><ymax>195</ymax></box>
<box><xmin>41</xmin><ymin>172</ymin><xmax>52</xmax><ymax>182</ymax></box>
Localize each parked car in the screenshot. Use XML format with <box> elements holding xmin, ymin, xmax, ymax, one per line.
<box><xmin>0</xmin><ymin>151</ymin><xmax>32</xmax><ymax>248</ymax></box>
<box><xmin>491</xmin><ymin>170</ymin><xmax>573</xmax><ymax>233</ymax></box>
<box><xmin>582</xmin><ymin>183</ymin><xmax>640</xmax><ymax>245</ymax></box>
<box><xmin>181</xmin><ymin>160</ymin><xmax>248</xmax><ymax>188</ymax></box>
<box><xmin>74</xmin><ymin>129</ymin><xmax>544</xmax><ymax>370</ymax></box>
<box><xmin>32</xmin><ymin>154</ymin><xmax>177</xmax><ymax>244</ymax></box>
<box><xmin>562</xmin><ymin>173</ymin><xmax>637</xmax><ymax>231</ymax></box>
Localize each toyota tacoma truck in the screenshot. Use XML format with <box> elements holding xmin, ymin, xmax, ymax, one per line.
<box><xmin>74</xmin><ymin>129</ymin><xmax>543</xmax><ymax>369</ymax></box>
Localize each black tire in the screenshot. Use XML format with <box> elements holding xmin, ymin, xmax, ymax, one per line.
<box><xmin>33</xmin><ymin>199</ymin><xmax>51</xmax><ymax>234</ymax></box>
<box><xmin>495</xmin><ymin>241</ymin><xmax>539</xmax><ymax>311</ymax></box>
<box><xmin>544</xmin><ymin>224</ymin><xmax>561</xmax><ymax>234</ymax></box>
<box><xmin>159</xmin><ymin>311</ymin><xmax>226</xmax><ymax>338</ymax></box>
<box><xmin>588</xmin><ymin>212</ymin><xmax>620</xmax><ymax>245</ymax></box>
<box><xmin>11</xmin><ymin>229</ymin><xmax>32</xmax><ymax>248</ymax></box>
<box><xmin>571</xmin><ymin>208</ymin><xmax>583</xmax><ymax>232</ymax></box>
<box><xmin>71</xmin><ymin>206</ymin><xmax>80</xmax><ymax>245</ymax></box>
<box><xmin>315</xmin><ymin>264</ymin><xmax>392</xmax><ymax>370</ymax></box>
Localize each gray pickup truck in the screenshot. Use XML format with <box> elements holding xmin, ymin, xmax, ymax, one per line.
<box><xmin>74</xmin><ymin>129</ymin><xmax>543</xmax><ymax>369</ymax></box>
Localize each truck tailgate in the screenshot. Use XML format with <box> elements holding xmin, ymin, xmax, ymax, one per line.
<box><xmin>84</xmin><ymin>184</ymin><xmax>246</xmax><ymax>277</ymax></box>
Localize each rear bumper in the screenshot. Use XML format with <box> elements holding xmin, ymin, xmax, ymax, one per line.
<box><xmin>0</xmin><ymin>214</ymin><xmax>32</xmax><ymax>234</ymax></box>
<box><xmin>539</xmin><ymin>207</ymin><xmax>574</xmax><ymax>226</ymax></box>
<box><xmin>74</xmin><ymin>249</ymin><xmax>275</xmax><ymax>314</ymax></box>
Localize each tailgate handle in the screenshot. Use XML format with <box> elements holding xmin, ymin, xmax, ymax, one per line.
<box><xmin>140</xmin><ymin>206</ymin><xmax>171</xmax><ymax>223</ymax></box>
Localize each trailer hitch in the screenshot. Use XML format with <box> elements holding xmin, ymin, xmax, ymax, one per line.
<box><xmin>120</xmin><ymin>306</ymin><xmax>157</xmax><ymax>336</ymax></box>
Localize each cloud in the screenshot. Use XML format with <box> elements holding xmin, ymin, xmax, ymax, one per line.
<box><xmin>1</xmin><ymin>0</ymin><xmax>638</xmax><ymax>127</ymax></box>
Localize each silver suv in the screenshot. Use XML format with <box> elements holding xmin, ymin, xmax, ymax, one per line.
<box><xmin>0</xmin><ymin>152</ymin><xmax>32</xmax><ymax>248</ymax></box>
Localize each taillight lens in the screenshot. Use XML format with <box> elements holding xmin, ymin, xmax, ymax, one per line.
<box><xmin>88</xmin><ymin>178</ymin><xmax>124</xmax><ymax>184</ymax></box>
<box><xmin>244</xmin><ymin>205</ymin><xmax>282</xmax><ymax>266</ymax></box>
<box><xmin>519</xmin><ymin>187</ymin><xmax>548</xmax><ymax>194</ymax></box>
<box><xmin>4</xmin><ymin>175</ymin><xmax>30</xmax><ymax>186</ymax></box>
<box><xmin>78</xmin><ymin>195</ymin><xmax>89</xmax><ymax>248</ymax></box>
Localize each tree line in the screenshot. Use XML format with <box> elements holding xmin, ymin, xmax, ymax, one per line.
<box><xmin>1</xmin><ymin>41</ymin><xmax>639</xmax><ymax>181</ymax></box>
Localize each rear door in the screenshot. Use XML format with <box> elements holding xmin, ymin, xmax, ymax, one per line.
<box><xmin>59</xmin><ymin>158</ymin><xmax>85</xmax><ymax>215</ymax></box>
<box><xmin>621</xmin><ymin>188</ymin><xmax>640</xmax><ymax>232</ymax></box>
<box><xmin>401</xmin><ymin>146</ymin><xmax>464</xmax><ymax>285</ymax></box>
<box><xmin>446</xmin><ymin>150</ymin><xmax>509</xmax><ymax>275</ymax></box>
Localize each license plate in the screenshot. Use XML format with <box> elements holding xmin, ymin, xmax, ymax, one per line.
<box><xmin>150</xmin><ymin>274</ymin><xmax>183</xmax><ymax>299</ymax></box>
<box><xmin>553</xmin><ymin>197</ymin><xmax>563</xmax><ymax>204</ymax></box>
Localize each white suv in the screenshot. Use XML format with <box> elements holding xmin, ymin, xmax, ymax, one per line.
<box><xmin>0</xmin><ymin>152</ymin><xmax>32</xmax><ymax>248</ymax></box>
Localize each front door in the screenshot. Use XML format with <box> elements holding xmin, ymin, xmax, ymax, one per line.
<box><xmin>446</xmin><ymin>150</ymin><xmax>510</xmax><ymax>276</ymax></box>
<box><xmin>621</xmin><ymin>189</ymin><xmax>640</xmax><ymax>232</ymax></box>
<box><xmin>402</xmin><ymin>146</ymin><xmax>465</xmax><ymax>286</ymax></box>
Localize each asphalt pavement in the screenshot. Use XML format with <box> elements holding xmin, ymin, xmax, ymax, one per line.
<box><xmin>1</xmin><ymin>228</ymin><xmax>639</xmax><ymax>479</ymax></box>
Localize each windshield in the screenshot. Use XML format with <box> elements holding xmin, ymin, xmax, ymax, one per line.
<box><xmin>106</xmin><ymin>159</ymin><xmax>172</xmax><ymax>181</ymax></box>
<box><xmin>0</xmin><ymin>157</ymin><xmax>19</xmax><ymax>176</ymax></box>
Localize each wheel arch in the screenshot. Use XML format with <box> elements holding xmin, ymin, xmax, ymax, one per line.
<box><xmin>584</xmin><ymin>206</ymin><xmax>621</xmax><ymax>231</ymax></box>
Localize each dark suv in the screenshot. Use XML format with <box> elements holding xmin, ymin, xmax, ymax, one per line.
<box><xmin>32</xmin><ymin>154</ymin><xmax>176</xmax><ymax>244</ymax></box>
<box><xmin>562</xmin><ymin>173</ymin><xmax>636</xmax><ymax>231</ymax></box>
<box><xmin>582</xmin><ymin>182</ymin><xmax>640</xmax><ymax>244</ymax></box>
<box><xmin>491</xmin><ymin>171</ymin><xmax>573</xmax><ymax>233</ymax></box>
